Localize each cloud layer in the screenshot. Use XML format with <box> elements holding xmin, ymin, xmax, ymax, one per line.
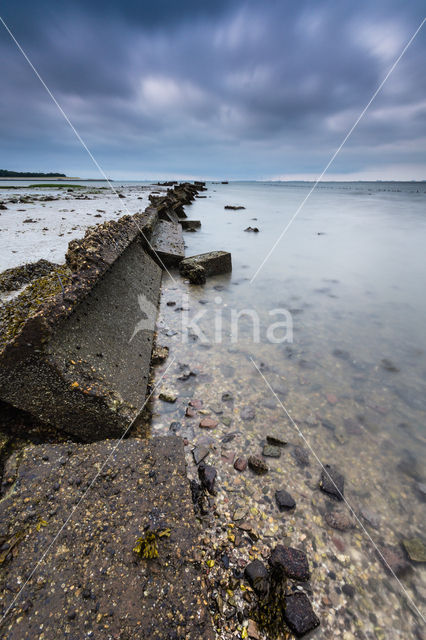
<box><xmin>1</xmin><ymin>0</ymin><xmax>425</xmax><ymax>179</ymax></box>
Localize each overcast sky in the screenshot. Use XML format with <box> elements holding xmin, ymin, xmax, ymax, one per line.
<box><xmin>0</xmin><ymin>1</ymin><xmax>425</xmax><ymax>180</ymax></box>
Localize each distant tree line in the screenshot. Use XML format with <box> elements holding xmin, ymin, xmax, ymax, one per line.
<box><xmin>0</xmin><ymin>169</ymin><xmax>66</xmax><ymax>177</ymax></box>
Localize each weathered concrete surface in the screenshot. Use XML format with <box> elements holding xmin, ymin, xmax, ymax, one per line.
<box><xmin>0</xmin><ymin>210</ymin><xmax>161</xmax><ymax>441</ymax></box>
<box><xmin>151</xmin><ymin>219</ymin><xmax>185</xmax><ymax>267</ymax></box>
<box><xmin>180</xmin><ymin>251</ymin><xmax>232</xmax><ymax>280</ymax></box>
<box><xmin>0</xmin><ymin>436</ymin><xmax>214</xmax><ymax>640</ymax></box>
<box><xmin>0</xmin><ymin>183</ymin><xmax>207</xmax><ymax>440</ymax></box>
<box><xmin>181</xmin><ymin>220</ymin><xmax>201</xmax><ymax>232</ymax></box>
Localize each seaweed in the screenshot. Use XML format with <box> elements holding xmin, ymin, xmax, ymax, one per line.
<box><xmin>133</xmin><ymin>528</ymin><xmax>171</xmax><ymax>559</ymax></box>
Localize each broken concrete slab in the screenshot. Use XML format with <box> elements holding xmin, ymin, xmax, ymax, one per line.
<box><xmin>0</xmin><ymin>436</ymin><xmax>214</xmax><ymax>640</ymax></box>
<box><xmin>179</xmin><ymin>251</ymin><xmax>232</xmax><ymax>281</ymax></box>
<box><xmin>0</xmin><ymin>211</ymin><xmax>161</xmax><ymax>441</ymax></box>
<box><xmin>181</xmin><ymin>220</ymin><xmax>201</xmax><ymax>231</ymax></box>
<box><xmin>151</xmin><ymin>219</ymin><xmax>185</xmax><ymax>267</ymax></box>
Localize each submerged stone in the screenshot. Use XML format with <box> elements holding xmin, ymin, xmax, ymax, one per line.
<box><xmin>283</xmin><ymin>593</ymin><xmax>320</xmax><ymax>636</ymax></box>
<box><xmin>319</xmin><ymin>464</ymin><xmax>344</xmax><ymax>500</ymax></box>
<box><xmin>262</xmin><ymin>444</ymin><xmax>281</xmax><ymax>458</ymax></box>
<box><xmin>248</xmin><ymin>456</ymin><xmax>268</xmax><ymax>475</ymax></box>
<box><xmin>275</xmin><ymin>489</ymin><xmax>296</xmax><ymax>511</ymax></box>
<box><xmin>402</xmin><ymin>538</ymin><xmax>426</xmax><ymax>563</ymax></box>
<box><xmin>269</xmin><ymin>545</ymin><xmax>310</xmax><ymax>582</ymax></box>
<box><xmin>198</xmin><ymin>462</ymin><xmax>217</xmax><ymax>495</ymax></box>
<box><xmin>244</xmin><ymin>559</ymin><xmax>269</xmax><ymax>597</ymax></box>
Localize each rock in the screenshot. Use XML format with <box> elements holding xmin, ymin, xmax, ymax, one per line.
<box><xmin>169</xmin><ymin>421</ymin><xmax>181</xmax><ymax>433</ymax></box>
<box><xmin>241</xmin><ymin>406</ymin><xmax>256</xmax><ymax>420</ymax></box>
<box><xmin>269</xmin><ymin>545</ymin><xmax>310</xmax><ymax>581</ymax></box>
<box><xmin>248</xmin><ymin>456</ymin><xmax>268</xmax><ymax>475</ymax></box>
<box><xmin>377</xmin><ymin>544</ymin><xmax>410</xmax><ymax>576</ymax></box>
<box><xmin>186</xmin><ymin>407</ymin><xmax>197</xmax><ymax>417</ymax></box>
<box><xmin>183</xmin><ymin>263</ymin><xmax>206</xmax><ymax>284</ymax></box>
<box><xmin>360</xmin><ymin>506</ymin><xmax>381</xmax><ymax>528</ymax></box>
<box><xmin>325</xmin><ymin>510</ymin><xmax>354</xmax><ymax>531</ymax></box>
<box><xmin>199</xmin><ymin>417</ymin><xmax>218</xmax><ymax>429</ymax></box>
<box><xmin>198</xmin><ymin>462</ymin><xmax>217</xmax><ymax>495</ymax></box>
<box><xmin>234</xmin><ymin>457</ymin><xmax>248</xmax><ymax>472</ymax></box>
<box><xmin>244</xmin><ymin>559</ymin><xmax>269</xmax><ymax>596</ymax></box>
<box><xmin>181</xmin><ymin>220</ymin><xmax>201</xmax><ymax>231</ymax></box>
<box><xmin>222</xmin><ymin>391</ymin><xmax>234</xmax><ymax>403</ymax></box>
<box><xmin>159</xmin><ymin>390</ymin><xmax>177</xmax><ymax>403</ymax></box>
<box><xmin>402</xmin><ymin>538</ymin><xmax>426</xmax><ymax>563</ymax></box>
<box><xmin>262</xmin><ymin>444</ymin><xmax>281</xmax><ymax>458</ymax></box>
<box><xmin>266</xmin><ymin>434</ymin><xmax>287</xmax><ymax>447</ymax></box>
<box><xmin>283</xmin><ymin>593</ymin><xmax>320</xmax><ymax>636</ymax></box>
<box><xmin>326</xmin><ymin>393</ymin><xmax>338</xmax><ymax>405</ymax></box>
<box><xmin>319</xmin><ymin>465</ymin><xmax>344</xmax><ymax>500</ymax></box>
<box><xmin>275</xmin><ymin>489</ymin><xmax>296</xmax><ymax>511</ymax></box>
<box><xmin>193</xmin><ymin>445</ymin><xmax>210</xmax><ymax>465</ymax></box>
<box><xmin>225</xmin><ymin>205</ymin><xmax>245</xmax><ymax>210</ymax></box>
<box><xmin>189</xmin><ymin>399</ymin><xmax>203</xmax><ymax>409</ymax></box>
<box><xmin>179</xmin><ymin>251</ymin><xmax>232</xmax><ymax>280</ymax></box>
<box><xmin>244</xmin><ymin>227</ymin><xmax>259</xmax><ymax>232</ymax></box>
<box><xmin>292</xmin><ymin>446</ymin><xmax>310</xmax><ymax>468</ymax></box>
<box><xmin>0</xmin><ymin>437</ymin><xmax>214</xmax><ymax>639</ymax></box>
<box><xmin>151</xmin><ymin>345</ymin><xmax>169</xmax><ymax>363</ymax></box>
<box><xmin>247</xmin><ymin>619</ymin><xmax>261</xmax><ymax>639</ymax></box>
<box><xmin>342</xmin><ymin>583</ymin><xmax>356</xmax><ymax>598</ymax></box>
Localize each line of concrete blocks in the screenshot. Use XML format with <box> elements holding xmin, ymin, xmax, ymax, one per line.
<box><xmin>0</xmin><ymin>182</ymin><xmax>228</xmax><ymax>442</ymax></box>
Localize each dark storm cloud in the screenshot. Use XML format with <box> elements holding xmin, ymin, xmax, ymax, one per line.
<box><xmin>0</xmin><ymin>0</ymin><xmax>425</xmax><ymax>178</ymax></box>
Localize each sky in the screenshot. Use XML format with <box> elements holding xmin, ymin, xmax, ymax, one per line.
<box><xmin>0</xmin><ymin>1</ymin><xmax>425</xmax><ymax>181</ymax></box>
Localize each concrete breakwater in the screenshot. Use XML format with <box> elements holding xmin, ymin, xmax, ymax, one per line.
<box><xmin>0</xmin><ymin>182</ymin><xmax>218</xmax><ymax>639</ymax></box>
<box><xmin>0</xmin><ymin>182</ymin><xmax>207</xmax><ymax>441</ymax></box>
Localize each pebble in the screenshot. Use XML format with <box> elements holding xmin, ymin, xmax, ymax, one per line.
<box><xmin>275</xmin><ymin>489</ymin><xmax>296</xmax><ymax>511</ymax></box>
<box><xmin>159</xmin><ymin>390</ymin><xmax>177</xmax><ymax>403</ymax></box>
<box><xmin>402</xmin><ymin>537</ymin><xmax>426</xmax><ymax>562</ymax></box>
<box><xmin>292</xmin><ymin>446</ymin><xmax>310</xmax><ymax>468</ymax></box>
<box><xmin>244</xmin><ymin>559</ymin><xmax>269</xmax><ymax>596</ymax></box>
<box><xmin>319</xmin><ymin>464</ymin><xmax>344</xmax><ymax>500</ymax></box>
<box><xmin>262</xmin><ymin>444</ymin><xmax>281</xmax><ymax>458</ymax></box>
<box><xmin>248</xmin><ymin>456</ymin><xmax>268</xmax><ymax>475</ymax></box>
<box><xmin>284</xmin><ymin>593</ymin><xmax>320</xmax><ymax>636</ymax></box>
<box><xmin>269</xmin><ymin>545</ymin><xmax>310</xmax><ymax>581</ymax></box>
<box><xmin>234</xmin><ymin>457</ymin><xmax>247</xmax><ymax>472</ymax></box>
<box><xmin>266</xmin><ymin>434</ymin><xmax>287</xmax><ymax>447</ymax></box>
<box><xmin>198</xmin><ymin>463</ymin><xmax>217</xmax><ymax>495</ymax></box>
<box><xmin>199</xmin><ymin>418</ymin><xmax>218</xmax><ymax>429</ymax></box>
<box><xmin>325</xmin><ymin>510</ymin><xmax>354</xmax><ymax>531</ymax></box>
<box><xmin>192</xmin><ymin>445</ymin><xmax>209</xmax><ymax>465</ymax></box>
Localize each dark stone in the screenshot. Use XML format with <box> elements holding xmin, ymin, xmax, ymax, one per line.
<box><xmin>198</xmin><ymin>463</ymin><xmax>217</xmax><ymax>495</ymax></box>
<box><xmin>169</xmin><ymin>421</ymin><xmax>181</xmax><ymax>433</ymax></box>
<box><xmin>275</xmin><ymin>489</ymin><xmax>296</xmax><ymax>511</ymax></box>
<box><xmin>192</xmin><ymin>445</ymin><xmax>209</xmax><ymax>465</ymax></box>
<box><xmin>342</xmin><ymin>583</ymin><xmax>356</xmax><ymax>598</ymax></box>
<box><xmin>283</xmin><ymin>593</ymin><xmax>320</xmax><ymax>636</ymax></box>
<box><xmin>244</xmin><ymin>559</ymin><xmax>269</xmax><ymax>597</ymax></box>
<box><xmin>269</xmin><ymin>545</ymin><xmax>310</xmax><ymax>581</ymax></box>
<box><xmin>248</xmin><ymin>456</ymin><xmax>268</xmax><ymax>475</ymax></box>
<box><xmin>266</xmin><ymin>435</ymin><xmax>287</xmax><ymax>447</ymax></box>
<box><xmin>319</xmin><ymin>465</ymin><xmax>344</xmax><ymax>500</ymax></box>
<box><xmin>292</xmin><ymin>446</ymin><xmax>310</xmax><ymax>468</ymax></box>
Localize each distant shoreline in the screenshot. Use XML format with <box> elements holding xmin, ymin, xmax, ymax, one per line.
<box><xmin>0</xmin><ymin>177</ymin><xmax>111</xmax><ymax>182</ymax></box>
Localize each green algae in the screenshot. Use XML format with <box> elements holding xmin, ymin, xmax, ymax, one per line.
<box><xmin>0</xmin><ymin>264</ymin><xmax>72</xmax><ymax>352</ymax></box>
<box><xmin>133</xmin><ymin>528</ymin><xmax>171</xmax><ymax>559</ymax></box>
